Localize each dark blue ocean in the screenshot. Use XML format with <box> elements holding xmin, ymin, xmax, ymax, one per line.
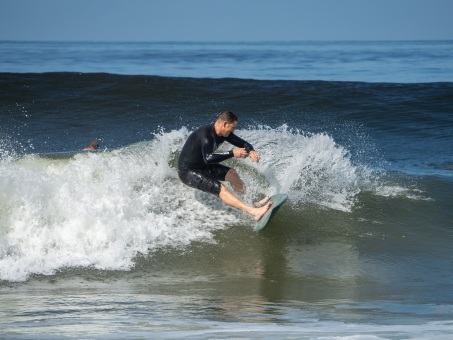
<box><xmin>1</xmin><ymin>41</ymin><xmax>453</xmax><ymax>339</ymax></box>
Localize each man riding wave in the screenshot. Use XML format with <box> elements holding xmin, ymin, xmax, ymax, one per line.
<box><xmin>178</xmin><ymin>111</ymin><xmax>271</xmax><ymax>221</ymax></box>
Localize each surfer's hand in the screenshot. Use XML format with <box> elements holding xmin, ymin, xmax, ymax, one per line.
<box><xmin>233</xmin><ymin>148</ymin><xmax>249</xmax><ymax>159</ymax></box>
<box><xmin>249</xmin><ymin>150</ymin><xmax>260</xmax><ymax>163</ymax></box>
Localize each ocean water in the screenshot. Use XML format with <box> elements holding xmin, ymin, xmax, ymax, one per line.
<box><xmin>1</xmin><ymin>41</ymin><xmax>453</xmax><ymax>339</ymax></box>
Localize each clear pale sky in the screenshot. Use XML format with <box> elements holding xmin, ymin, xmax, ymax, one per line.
<box><xmin>1</xmin><ymin>0</ymin><xmax>452</xmax><ymax>41</ymax></box>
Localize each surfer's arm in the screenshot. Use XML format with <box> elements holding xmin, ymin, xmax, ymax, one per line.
<box><xmin>202</xmin><ymin>138</ymin><xmax>234</xmax><ymax>164</ymax></box>
<box><xmin>205</xmin><ymin>150</ymin><xmax>234</xmax><ymax>163</ymax></box>
<box><xmin>227</xmin><ymin>133</ymin><xmax>254</xmax><ymax>152</ymax></box>
<box><xmin>227</xmin><ymin>133</ymin><xmax>260</xmax><ymax>163</ymax></box>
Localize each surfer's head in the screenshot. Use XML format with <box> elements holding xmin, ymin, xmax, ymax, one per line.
<box><xmin>83</xmin><ymin>139</ymin><xmax>100</xmax><ymax>151</ymax></box>
<box><xmin>217</xmin><ymin>111</ymin><xmax>238</xmax><ymax>124</ymax></box>
<box><xmin>89</xmin><ymin>140</ymin><xmax>100</xmax><ymax>149</ymax></box>
<box><xmin>215</xmin><ymin>111</ymin><xmax>238</xmax><ymax>137</ymax></box>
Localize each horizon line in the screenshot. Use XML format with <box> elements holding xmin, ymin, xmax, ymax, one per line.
<box><xmin>1</xmin><ymin>38</ymin><xmax>452</xmax><ymax>43</ymax></box>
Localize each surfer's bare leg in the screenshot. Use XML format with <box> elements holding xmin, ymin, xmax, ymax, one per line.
<box><xmin>219</xmin><ymin>184</ymin><xmax>272</xmax><ymax>221</ymax></box>
<box><xmin>225</xmin><ymin>169</ymin><xmax>246</xmax><ymax>195</ymax></box>
<box><xmin>225</xmin><ymin>169</ymin><xmax>270</xmax><ymax>208</ymax></box>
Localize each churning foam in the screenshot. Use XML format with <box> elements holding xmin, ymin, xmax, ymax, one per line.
<box><xmin>239</xmin><ymin>125</ymin><xmax>367</xmax><ymax>211</ymax></box>
<box><xmin>0</xmin><ymin>126</ymin><xmax>375</xmax><ymax>281</ymax></box>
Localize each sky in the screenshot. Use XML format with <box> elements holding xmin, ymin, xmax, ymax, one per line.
<box><xmin>1</xmin><ymin>0</ymin><xmax>452</xmax><ymax>42</ymax></box>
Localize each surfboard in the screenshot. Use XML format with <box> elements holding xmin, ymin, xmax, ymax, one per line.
<box><xmin>254</xmin><ymin>193</ymin><xmax>288</xmax><ymax>232</ymax></box>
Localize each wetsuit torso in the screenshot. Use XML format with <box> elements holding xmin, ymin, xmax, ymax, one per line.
<box><xmin>178</xmin><ymin>123</ymin><xmax>254</xmax><ymax>195</ymax></box>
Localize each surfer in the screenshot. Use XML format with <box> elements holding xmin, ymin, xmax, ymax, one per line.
<box><xmin>178</xmin><ymin>111</ymin><xmax>272</xmax><ymax>221</ymax></box>
<box><xmin>83</xmin><ymin>139</ymin><xmax>100</xmax><ymax>151</ymax></box>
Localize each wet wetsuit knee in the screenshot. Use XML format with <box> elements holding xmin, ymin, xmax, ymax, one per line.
<box><xmin>178</xmin><ymin>123</ymin><xmax>254</xmax><ymax>196</ymax></box>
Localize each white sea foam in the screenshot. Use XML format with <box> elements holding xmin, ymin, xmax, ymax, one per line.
<box><xmin>374</xmin><ymin>183</ymin><xmax>432</xmax><ymax>201</ymax></box>
<box><xmin>0</xmin><ymin>126</ymin><xmax>389</xmax><ymax>281</ymax></box>
<box><xmin>0</xmin><ymin>128</ymin><xmax>240</xmax><ymax>281</ymax></box>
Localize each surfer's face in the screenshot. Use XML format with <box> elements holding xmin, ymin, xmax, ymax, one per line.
<box><xmin>221</xmin><ymin>121</ymin><xmax>237</xmax><ymax>137</ymax></box>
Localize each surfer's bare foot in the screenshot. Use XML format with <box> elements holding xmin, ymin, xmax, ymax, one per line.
<box><xmin>252</xmin><ymin>201</ymin><xmax>272</xmax><ymax>221</ymax></box>
<box><xmin>253</xmin><ymin>195</ymin><xmax>270</xmax><ymax>208</ymax></box>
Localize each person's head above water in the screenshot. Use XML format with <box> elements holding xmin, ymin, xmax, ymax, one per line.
<box><xmin>215</xmin><ymin>111</ymin><xmax>238</xmax><ymax>137</ymax></box>
<box><xmin>83</xmin><ymin>139</ymin><xmax>100</xmax><ymax>151</ymax></box>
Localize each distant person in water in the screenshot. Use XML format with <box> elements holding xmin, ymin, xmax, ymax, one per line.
<box><xmin>178</xmin><ymin>111</ymin><xmax>272</xmax><ymax>221</ymax></box>
<box><xmin>83</xmin><ymin>139</ymin><xmax>100</xmax><ymax>151</ymax></box>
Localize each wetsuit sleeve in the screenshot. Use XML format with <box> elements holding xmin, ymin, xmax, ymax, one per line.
<box><xmin>226</xmin><ymin>133</ymin><xmax>254</xmax><ymax>152</ymax></box>
<box><xmin>204</xmin><ymin>147</ymin><xmax>234</xmax><ymax>163</ymax></box>
<box><xmin>202</xmin><ymin>138</ymin><xmax>234</xmax><ymax>164</ymax></box>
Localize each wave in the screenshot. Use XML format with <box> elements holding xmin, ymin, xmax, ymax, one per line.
<box><xmin>0</xmin><ymin>126</ymin><xmax>428</xmax><ymax>282</ymax></box>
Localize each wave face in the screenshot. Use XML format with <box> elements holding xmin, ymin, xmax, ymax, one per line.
<box><xmin>1</xmin><ymin>72</ymin><xmax>452</xmax><ymax>176</ymax></box>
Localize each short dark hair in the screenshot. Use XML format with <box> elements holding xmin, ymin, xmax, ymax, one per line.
<box><xmin>217</xmin><ymin>111</ymin><xmax>238</xmax><ymax>123</ymax></box>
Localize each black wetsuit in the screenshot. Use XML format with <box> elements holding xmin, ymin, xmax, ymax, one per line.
<box><xmin>178</xmin><ymin>123</ymin><xmax>254</xmax><ymax>195</ymax></box>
